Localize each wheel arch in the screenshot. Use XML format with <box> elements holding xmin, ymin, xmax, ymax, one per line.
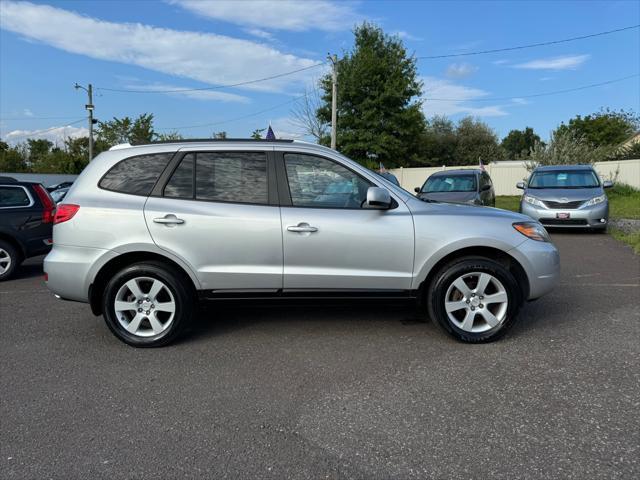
<box><xmin>417</xmin><ymin>246</ymin><xmax>530</xmax><ymax>305</ymax></box>
<box><xmin>89</xmin><ymin>250</ymin><xmax>198</xmax><ymax>316</ymax></box>
<box><xmin>0</xmin><ymin>232</ymin><xmax>25</xmax><ymax>259</ymax></box>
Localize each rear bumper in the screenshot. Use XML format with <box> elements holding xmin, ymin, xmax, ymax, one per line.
<box><xmin>520</xmin><ymin>202</ymin><xmax>608</xmax><ymax>229</ymax></box>
<box><xmin>44</xmin><ymin>244</ymin><xmax>117</xmax><ymax>303</ymax></box>
<box><xmin>508</xmin><ymin>239</ymin><xmax>560</xmax><ymax>300</ymax></box>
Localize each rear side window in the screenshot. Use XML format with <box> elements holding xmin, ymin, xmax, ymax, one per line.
<box><xmin>163</xmin><ymin>152</ymin><xmax>268</xmax><ymax>204</ymax></box>
<box><xmin>99</xmin><ymin>153</ymin><xmax>173</xmax><ymax>195</ymax></box>
<box><xmin>0</xmin><ymin>186</ymin><xmax>31</xmax><ymax>207</ymax></box>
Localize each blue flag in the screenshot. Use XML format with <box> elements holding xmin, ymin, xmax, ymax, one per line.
<box><xmin>266</xmin><ymin>125</ymin><xmax>276</xmax><ymax>140</ymax></box>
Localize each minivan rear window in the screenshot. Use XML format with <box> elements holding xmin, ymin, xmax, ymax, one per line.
<box><xmin>99</xmin><ymin>153</ymin><xmax>173</xmax><ymax>196</ymax></box>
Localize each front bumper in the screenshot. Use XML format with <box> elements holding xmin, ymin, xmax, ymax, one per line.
<box><xmin>520</xmin><ymin>201</ymin><xmax>608</xmax><ymax>229</ymax></box>
<box><xmin>44</xmin><ymin>244</ymin><xmax>117</xmax><ymax>303</ymax></box>
<box><xmin>508</xmin><ymin>238</ymin><xmax>560</xmax><ymax>300</ymax></box>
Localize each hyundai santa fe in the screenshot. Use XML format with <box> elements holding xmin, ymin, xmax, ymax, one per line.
<box><xmin>44</xmin><ymin>139</ymin><xmax>559</xmax><ymax>347</ymax></box>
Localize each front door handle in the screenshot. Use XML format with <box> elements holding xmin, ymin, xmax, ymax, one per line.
<box><xmin>287</xmin><ymin>223</ymin><xmax>318</xmax><ymax>233</ymax></box>
<box><xmin>153</xmin><ymin>214</ymin><xmax>185</xmax><ymax>225</ymax></box>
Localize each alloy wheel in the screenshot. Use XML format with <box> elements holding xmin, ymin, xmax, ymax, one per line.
<box><xmin>114</xmin><ymin>276</ymin><xmax>176</xmax><ymax>337</ymax></box>
<box><xmin>0</xmin><ymin>248</ymin><xmax>12</xmax><ymax>275</ymax></box>
<box><xmin>444</xmin><ymin>272</ymin><xmax>508</xmax><ymax>333</ymax></box>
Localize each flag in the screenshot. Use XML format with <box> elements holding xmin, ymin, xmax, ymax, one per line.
<box><xmin>266</xmin><ymin>125</ymin><xmax>276</xmax><ymax>140</ymax></box>
<box><xmin>479</xmin><ymin>158</ymin><xmax>485</xmax><ymax>171</ymax></box>
<box><xmin>379</xmin><ymin>162</ymin><xmax>386</xmax><ymax>173</ymax></box>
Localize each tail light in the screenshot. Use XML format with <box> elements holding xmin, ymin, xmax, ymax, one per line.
<box><xmin>32</xmin><ymin>184</ymin><xmax>55</xmax><ymax>223</ymax></box>
<box><xmin>54</xmin><ymin>204</ymin><xmax>80</xmax><ymax>224</ymax></box>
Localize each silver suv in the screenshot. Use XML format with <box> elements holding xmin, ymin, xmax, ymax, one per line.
<box><xmin>45</xmin><ymin>140</ymin><xmax>559</xmax><ymax>347</ymax></box>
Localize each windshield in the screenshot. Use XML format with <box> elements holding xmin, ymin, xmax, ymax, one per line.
<box><xmin>528</xmin><ymin>170</ymin><xmax>600</xmax><ymax>189</ymax></box>
<box><xmin>423</xmin><ymin>174</ymin><xmax>477</xmax><ymax>193</ymax></box>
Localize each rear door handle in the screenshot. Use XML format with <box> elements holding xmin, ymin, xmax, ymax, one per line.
<box><xmin>287</xmin><ymin>223</ymin><xmax>318</xmax><ymax>233</ymax></box>
<box><xmin>153</xmin><ymin>214</ymin><xmax>185</xmax><ymax>225</ymax></box>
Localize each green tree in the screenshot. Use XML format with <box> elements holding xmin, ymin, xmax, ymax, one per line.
<box><xmin>317</xmin><ymin>23</ymin><xmax>425</xmax><ymax>167</ymax></box>
<box><xmin>453</xmin><ymin>117</ymin><xmax>505</xmax><ymax>165</ymax></box>
<box><xmin>555</xmin><ymin>109</ymin><xmax>639</xmax><ymax>147</ymax></box>
<box><xmin>251</xmin><ymin>128</ymin><xmax>266</xmax><ymax>139</ymax></box>
<box><xmin>96</xmin><ymin>113</ymin><xmax>155</xmax><ymax>147</ymax></box>
<box><xmin>417</xmin><ymin>115</ymin><xmax>458</xmax><ymax>166</ymax></box>
<box><xmin>0</xmin><ymin>141</ymin><xmax>29</xmax><ymax>172</ymax></box>
<box><xmin>212</xmin><ymin>131</ymin><xmax>227</xmax><ymax>139</ymax></box>
<box><xmin>501</xmin><ymin>127</ymin><xmax>541</xmax><ymax>158</ymax></box>
<box><xmin>155</xmin><ymin>131</ymin><xmax>184</xmax><ymax>141</ymax></box>
<box><xmin>527</xmin><ymin>130</ymin><xmax>615</xmax><ymax>171</ymax></box>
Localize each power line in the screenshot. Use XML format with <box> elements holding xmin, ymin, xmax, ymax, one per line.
<box><xmin>424</xmin><ymin>73</ymin><xmax>640</xmax><ymax>102</ymax></box>
<box><xmin>157</xmin><ymin>96</ymin><xmax>303</xmax><ymax>131</ymax></box>
<box><xmin>97</xmin><ymin>62</ymin><xmax>326</xmax><ymax>94</ymax></box>
<box><xmin>417</xmin><ymin>24</ymin><xmax>639</xmax><ymax>59</ymax></box>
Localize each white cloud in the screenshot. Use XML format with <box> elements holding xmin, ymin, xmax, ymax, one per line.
<box><xmin>392</xmin><ymin>30</ymin><xmax>422</xmax><ymax>41</ymax></box>
<box><xmin>422</xmin><ymin>77</ymin><xmax>508</xmax><ymax>117</ymax></box>
<box><xmin>445</xmin><ymin>63</ymin><xmax>478</xmax><ymax>79</ymax></box>
<box><xmin>121</xmin><ymin>83</ymin><xmax>251</xmax><ymax>103</ymax></box>
<box><xmin>2</xmin><ymin>125</ymin><xmax>89</xmax><ymax>145</ymax></box>
<box><xmin>0</xmin><ymin>1</ymin><xmax>320</xmax><ymax>93</ymax></box>
<box><xmin>244</xmin><ymin>28</ymin><xmax>275</xmax><ymax>41</ymax></box>
<box><xmin>23</xmin><ymin>108</ymin><xmax>33</xmax><ymax>117</ymax></box>
<box><xmin>167</xmin><ymin>0</ymin><xmax>360</xmax><ymax>32</ymax></box>
<box><xmin>513</xmin><ymin>54</ymin><xmax>590</xmax><ymax>70</ymax></box>
<box><xmin>492</xmin><ymin>59</ymin><xmax>509</xmax><ymax>65</ymax></box>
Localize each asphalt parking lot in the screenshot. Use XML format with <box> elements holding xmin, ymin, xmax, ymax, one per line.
<box><xmin>1</xmin><ymin>233</ymin><xmax>639</xmax><ymax>479</ymax></box>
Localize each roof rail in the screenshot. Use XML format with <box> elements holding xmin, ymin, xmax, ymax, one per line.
<box><xmin>129</xmin><ymin>138</ymin><xmax>295</xmax><ymax>146</ymax></box>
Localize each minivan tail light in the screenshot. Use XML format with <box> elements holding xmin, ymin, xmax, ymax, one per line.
<box><xmin>54</xmin><ymin>204</ymin><xmax>80</xmax><ymax>224</ymax></box>
<box><xmin>32</xmin><ymin>184</ymin><xmax>56</xmax><ymax>223</ymax></box>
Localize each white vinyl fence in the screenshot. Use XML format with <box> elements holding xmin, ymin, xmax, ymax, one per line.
<box><xmin>390</xmin><ymin>158</ymin><xmax>640</xmax><ymax>196</ymax></box>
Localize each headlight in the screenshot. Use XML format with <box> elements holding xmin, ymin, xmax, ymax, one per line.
<box><xmin>513</xmin><ymin>221</ymin><xmax>551</xmax><ymax>242</ymax></box>
<box><xmin>523</xmin><ymin>195</ymin><xmax>545</xmax><ymax>208</ymax></box>
<box><xmin>584</xmin><ymin>194</ymin><xmax>606</xmax><ymax>207</ymax></box>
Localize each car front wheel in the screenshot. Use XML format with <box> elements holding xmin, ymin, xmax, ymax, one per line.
<box><xmin>427</xmin><ymin>256</ymin><xmax>521</xmax><ymax>343</ymax></box>
<box><xmin>102</xmin><ymin>261</ymin><xmax>195</xmax><ymax>347</ymax></box>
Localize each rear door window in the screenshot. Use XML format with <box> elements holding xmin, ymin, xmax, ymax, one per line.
<box><xmin>162</xmin><ymin>151</ymin><xmax>269</xmax><ymax>205</ymax></box>
<box><xmin>0</xmin><ymin>186</ymin><xmax>31</xmax><ymax>207</ymax></box>
<box><xmin>99</xmin><ymin>153</ymin><xmax>173</xmax><ymax>195</ymax></box>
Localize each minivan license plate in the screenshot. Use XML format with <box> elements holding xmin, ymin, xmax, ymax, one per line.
<box><xmin>556</xmin><ymin>212</ymin><xmax>570</xmax><ymax>219</ymax></box>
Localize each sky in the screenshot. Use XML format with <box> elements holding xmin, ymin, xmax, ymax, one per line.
<box><xmin>0</xmin><ymin>0</ymin><xmax>639</xmax><ymax>146</ymax></box>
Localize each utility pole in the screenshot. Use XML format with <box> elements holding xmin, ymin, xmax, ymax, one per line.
<box><xmin>74</xmin><ymin>83</ymin><xmax>95</xmax><ymax>162</ymax></box>
<box><xmin>328</xmin><ymin>54</ymin><xmax>338</xmax><ymax>150</ymax></box>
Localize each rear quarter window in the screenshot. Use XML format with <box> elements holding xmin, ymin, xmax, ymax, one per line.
<box><xmin>0</xmin><ymin>186</ymin><xmax>32</xmax><ymax>208</ymax></box>
<box><xmin>99</xmin><ymin>153</ymin><xmax>174</xmax><ymax>196</ymax></box>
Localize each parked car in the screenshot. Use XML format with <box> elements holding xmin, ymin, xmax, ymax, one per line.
<box><xmin>46</xmin><ymin>181</ymin><xmax>74</xmax><ymax>192</ymax></box>
<box><xmin>50</xmin><ymin>187</ymin><xmax>70</xmax><ymax>204</ymax></box>
<box><xmin>517</xmin><ymin>165</ymin><xmax>612</xmax><ymax>230</ymax></box>
<box><xmin>44</xmin><ymin>139</ymin><xmax>559</xmax><ymax>347</ymax></box>
<box><xmin>415</xmin><ymin>169</ymin><xmax>495</xmax><ymax>206</ymax></box>
<box><xmin>0</xmin><ymin>178</ymin><xmax>55</xmax><ymax>280</ymax></box>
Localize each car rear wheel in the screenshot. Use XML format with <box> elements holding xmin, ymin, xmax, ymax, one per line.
<box><xmin>0</xmin><ymin>240</ymin><xmax>20</xmax><ymax>281</ymax></box>
<box><xmin>102</xmin><ymin>261</ymin><xmax>195</xmax><ymax>347</ymax></box>
<box><xmin>427</xmin><ymin>256</ymin><xmax>521</xmax><ymax>342</ymax></box>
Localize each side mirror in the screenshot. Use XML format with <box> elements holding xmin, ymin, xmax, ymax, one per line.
<box><xmin>602</xmin><ymin>180</ymin><xmax>614</xmax><ymax>189</ymax></box>
<box><xmin>516</xmin><ymin>181</ymin><xmax>526</xmax><ymax>190</ymax></box>
<box><xmin>366</xmin><ymin>187</ymin><xmax>392</xmax><ymax>209</ymax></box>
<box><xmin>414</xmin><ymin>187</ymin><xmax>421</xmax><ymax>193</ymax></box>
<box><xmin>481</xmin><ymin>184</ymin><xmax>491</xmax><ymax>192</ymax></box>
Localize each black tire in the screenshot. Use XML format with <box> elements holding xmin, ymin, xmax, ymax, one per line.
<box><xmin>0</xmin><ymin>240</ymin><xmax>20</xmax><ymax>282</ymax></box>
<box><xmin>427</xmin><ymin>256</ymin><xmax>522</xmax><ymax>343</ymax></box>
<box><xmin>102</xmin><ymin>261</ymin><xmax>195</xmax><ymax>347</ymax></box>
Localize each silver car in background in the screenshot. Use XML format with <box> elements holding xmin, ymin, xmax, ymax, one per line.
<box><xmin>44</xmin><ymin>139</ymin><xmax>559</xmax><ymax>347</ymax></box>
<box><xmin>518</xmin><ymin>165</ymin><xmax>613</xmax><ymax>230</ymax></box>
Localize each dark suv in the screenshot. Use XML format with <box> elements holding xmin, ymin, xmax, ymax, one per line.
<box><xmin>415</xmin><ymin>169</ymin><xmax>496</xmax><ymax>207</ymax></box>
<box><xmin>0</xmin><ymin>177</ymin><xmax>55</xmax><ymax>280</ymax></box>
